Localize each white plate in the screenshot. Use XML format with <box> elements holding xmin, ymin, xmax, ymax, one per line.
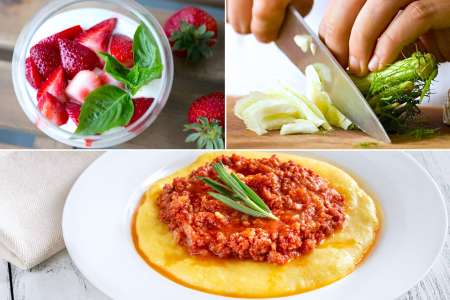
<box><xmin>62</xmin><ymin>151</ymin><xmax>448</xmax><ymax>300</ymax></box>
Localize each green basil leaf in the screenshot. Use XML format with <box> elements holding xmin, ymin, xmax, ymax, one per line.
<box><xmin>133</xmin><ymin>23</ymin><xmax>161</xmax><ymax>68</ymax></box>
<box><xmin>127</xmin><ymin>63</ymin><xmax>163</xmax><ymax>95</ymax></box>
<box><xmin>127</xmin><ymin>66</ymin><xmax>140</xmax><ymax>86</ymax></box>
<box><xmin>75</xmin><ymin>85</ymin><xmax>134</xmax><ymax>135</ymax></box>
<box><xmin>99</xmin><ymin>52</ymin><xmax>162</xmax><ymax>96</ymax></box>
<box><xmin>99</xmin><ymin>52</ymin><xmax>131</xmax><ymax>84</ymax></box>
<box><xmin>100</xmin><ymin>24</ymin><xmax>163</xmax><ymax>96</ymax></box>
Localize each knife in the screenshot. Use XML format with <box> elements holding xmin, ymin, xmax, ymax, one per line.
<box><xmin>275</xmin><ymin>5</ymin><xmax>391</xmax><ymax>143</ymax></box>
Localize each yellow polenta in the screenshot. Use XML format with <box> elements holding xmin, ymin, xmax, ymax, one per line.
<box><xmin>133</xmin><ymin>152</ymin><xmax>380</xmax><ymax>298</ymax></box>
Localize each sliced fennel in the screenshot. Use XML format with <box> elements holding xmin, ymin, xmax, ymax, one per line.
<box><xmin>234</xmin><ymin>91</ymin><xmax>268</xmax><ymax>119</ymax></box>
<box><xmin>305</xmin><ymin>65</ymin><xmax>353</xmax><ymax>130</ymax></box>
<box><xmin>268</xmin><ymin>90</ymin><xmax>327</xmax><ymax>128</ymax></box>
<box><xmin>311</xmin><ymin>63</ymin><xmax>332</xmax><ymax>86</ymax></box>
<box><xmin>294</xmin><ymin>34</ymin><xmax>316</xmax><ymax>55</ymax></box>
<box><xmin>280</xmin><ymin>120</ymin><xmax>319</xmax><ymax>135</ymax></box>
<box><xmin>241</xmin><ymin>100</ymin><xmax>300</xmax><ymax>135</ymax></box>
<box><xmin>294</xmin><ymin>35</ymin><xmax>312</xmax><ymax>53</ymax></box>
<box><xmin>234</xmin><ymin>63</ymin><xmax>353</xmax><ymax>135</ymax></box>
<box><xmin>316</xmin><ymin>92</ymin><xmax>353</xmax><ymax>129</ymax></box>
<box><xmin>280</xmin><ymin>83</ymin><xmax>332</xmax><ymax>131</ymax></box>
<box><xmin>262</xmin><ymin>114</ymin><xmax>298</xmax><ymax>130</ymax></box>
<box><xmin>310</xmin><ymin>43</ymin><xmax>317</xmax><ymax>55</ymax></box>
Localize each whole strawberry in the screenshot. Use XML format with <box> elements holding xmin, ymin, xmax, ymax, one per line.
<box><xmin>184</xmin><ymin>92</ymin><xmax>224</xmax><ymax>149</ymax></box>
<box><xmin>164</xmin><ymin>7</ymin><xmax>218</xmax><ymax>62</ymax></box>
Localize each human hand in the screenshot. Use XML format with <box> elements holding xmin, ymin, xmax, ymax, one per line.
<box><xmin>319</xmin><ymin>0</ymin><xmax>450</xmax><ymax>76</ymax></box>
<box><xmin>227</xmin><ymin>0</ymin><xmax>314</xmax><ymax>43</ymax></box>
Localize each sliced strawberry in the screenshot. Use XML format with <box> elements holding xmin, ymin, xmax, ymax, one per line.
<box><xmin>110</xmin><ymin>34</ymin><xmax>134</xmax><ymax>68</ymax></box>
<box><xmin>84</xmin><ymin>139</ymin><xmax>94</xmax><ymax>147</ymax></box>
<box><xmin>30</xmin><ymin>42</ymin><xmax>61</xmax><ymax>80</ymax></box>
<box><xmin>38</xmin><ymin>25</ymin><xmax>83</xmax><ymax>47</ymax></box>
<box><xmin>75</xmin><ymin>18</ymin><xmax>117</xmax><ymax>53</ymax></box>
<box><xmin>38</xmin><ymin>92</ymin><xmax>68</xmax><ymax>126</ymax></box>
<box><xmin>37</xmin><ymin>66</ymin><xmax>67</xmax><ymax>102</ymax></box>
<box><xmin>128</xmin><ymin>98</ymin><xmax>154</xmax><ymax>126</ymax></box>
<box><xmin>58</xmin><ymin>39</ymin><xmax>100</xmax><ymax>79</ymax></box>
<box><xmin>66</xmin><ymin>101</ymin><xmax>81</xmax><ymax>125</ymax></box>
<box><xmin>66</xmin><ymin>70</ymin><xmax>103</xmax><ymax>103</ymax></box>
<box><xmin>25</xmin><ymin>57</ymin><xmax>42</xmax><ymax>89</ymax></box>
<box><xmin>93</xmin><ymin>68</ymin><xmax>125</xmax><ymax>88</ymax></box>
<box><xmin>29</xmin><ymin>26</ymin><xmax>83</xmax><ymax>80</ymax></box>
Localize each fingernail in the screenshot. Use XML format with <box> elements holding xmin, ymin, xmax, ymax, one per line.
<box><xmin>349</xmin><ymin>56</ymin><xmax>360</xmax><ymax>75</ymax></box>
<box><xmin>368</xmin><ymin>55</ymin><xmax>379</xmax><ymax>72</ymax></box>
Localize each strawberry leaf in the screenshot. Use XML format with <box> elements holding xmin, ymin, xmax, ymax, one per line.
<box><xmin>183</xmin><ymin>117</ymin><xmax>224</xmax><ymax>149</ymax></box>
<box><xmin>75</xmin><ymin>85</ymin><xmax>134</xmax><ymax>135</ymax></box>
<box><xmin>185</xmin><ymin>132</ymin><xmax>201</xmax><ymax>143</ymax></box>
<box><xmin>170</xmin><ymin>21</ymin><xmax>215</xmax><ymax>62</ymax></box>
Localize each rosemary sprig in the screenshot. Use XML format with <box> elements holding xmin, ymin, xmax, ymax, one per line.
<box><xmin>199</xmin><ymin>163</ymin><xmax>278</xmax><ymax>220</ymax></box>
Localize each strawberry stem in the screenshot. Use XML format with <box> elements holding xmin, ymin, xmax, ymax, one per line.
<box><xmin>184</xmin><ymin>117</ymin><xmax>224</xmax><ymax>149</ymax></box>
<box><xmin>171</xmin><ymin>22</ymin><xmax>215</xmax><ymax>62</ymax></box>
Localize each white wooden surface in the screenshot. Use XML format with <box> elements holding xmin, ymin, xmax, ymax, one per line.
<box><xmin>0</xmin><ymin>261</ymin><xmax>11</xmax><ymax>300</ymax></box>
<box><xmin>0</xmin><ymin>151</ymin><xmax>449</xmax><ymax>300</ymax></box>
<box><xmin>10</xmin><ymin>251</ymin><xmax>109</xmax><ymax>300</ymax></box>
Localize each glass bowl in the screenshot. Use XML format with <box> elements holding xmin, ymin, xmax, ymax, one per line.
<box><xmin>12</xmin><ymin>0</ymin><xmax>174</xmax><ymax>148</ymax></box>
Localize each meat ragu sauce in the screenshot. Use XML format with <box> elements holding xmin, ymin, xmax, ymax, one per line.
<box><xmin>157</xmin><ymin>154</ymin><xmax>346</xmax><ymax>265</ymax></box>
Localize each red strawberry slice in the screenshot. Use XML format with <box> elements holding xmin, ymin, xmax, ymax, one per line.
<box><xmin>29</xmin><ymin>26</ymin><xmax>82</xmax><ymax>81</ymax></box>
<box><xmin>66</xmin><ymin>70</ymin><xmax>103</xmax><ymax>103</ymax></box>
<box><xmin>37</xmin><ymin>66</ymin><xmax>67</xmax><ymax>102</ymax></box>
<box><xmin>128</xmin><ymin>98</ymin><xmax>154</xmax><ymax>126</ymax></box>
<box><xmin>76</xmin><ymin>18</ymin><xmax>117</xmax><ymax>53</ymax></box>
<box><xmin>25</xmin><ymin>57</ymin><xmax>42</xmax><ymax>89</ymax></box>
<box><xmin>110</xmin><ymin>34</ymin><xmax>134</xmax><ymax>68</ymax></box>
<box><xmin>38</xmin><ymin>25</ymin><xmax>83</xmax><ymax>47</ymax></box>
<box><xmin>66</xmin><ymin>101</ymin><xmax>81</xmax><ymax>125</ymax></box>
<box><xmin>38</xmin><ymin>92</ymin><xmax>68</xmax><ymax>126</ymax></box>
<box><xmin>30</xmin><ymin>42</ymin><xmax>61</xmax><ymax>80</ymax></box>
<box><xmin>58</xmin><ymin>39</ymin><xmax>100</xmax><ymax>79</ymax></box>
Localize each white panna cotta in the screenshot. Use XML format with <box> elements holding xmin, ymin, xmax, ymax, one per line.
<box><xmin>26</xmin><ymin>8</ymin><xmax>163</xmax><ymax>133</ymax></box>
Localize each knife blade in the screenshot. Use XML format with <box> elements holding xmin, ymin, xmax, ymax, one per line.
<box><xmin>275</xmin><ymin>5</ymin><xmax>391</xmax><ymax>143</ymax></box>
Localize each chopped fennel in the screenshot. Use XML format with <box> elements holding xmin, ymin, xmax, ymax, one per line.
<box><xmin>280</xmin><ymin>120</ymin><xmax>319</xmax><ymax>135</ymax></box>
<box><xmin>310</xmin><ymin>43</ymin><xmax>317</xmax><ymax>55</ymax></box>
<box><xmin>294</xmin><ymin>35</ymin><xmax>312</xmax><ymax>53</ymax></box>
<box><xmin>305</xmin><ymin>65</ymin><xmax>353</xmax><ymax>130</ymax></box>
<box><xmin>234</xmin><ymin>62</ymin><xmax>353</xmax><ymax>135</ymax></box>
<box><xmin>293</xmin><ymin>34</ymin><xmax>317</xmax><ymax>55</ymax></box>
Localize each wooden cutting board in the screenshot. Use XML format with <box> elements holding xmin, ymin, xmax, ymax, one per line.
<box><xmin>226</xmin><ymin>96</ymin><xmax>450</xmax><ymax>149</ymax></box>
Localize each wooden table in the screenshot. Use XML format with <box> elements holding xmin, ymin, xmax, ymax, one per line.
<box><xmin>227</xmin><ymin>96</ymin><xmax>450</xmax><ymax>149</ymax></box>
<box><xmin>0</xmin><ymin>151</ymin><xmax>449</xmax><ymax>300</ymax></box>
<box><xmin>0</xmin><ymin>0</ymin><xmax>224</xmax><ymax>149</ymax></box>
